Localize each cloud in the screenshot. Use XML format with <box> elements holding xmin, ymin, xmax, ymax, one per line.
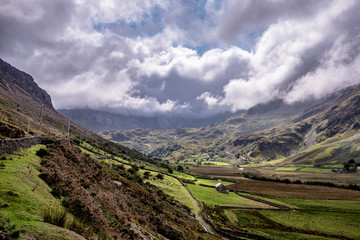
<box><xmin>0</xmin><ymin>0</ymin><xmax>360</xmax><ymax>117</ymax></box>
<box><xmin>285</xmin><ymin>34</ymin><xmax>360</xmax><ymax>103</ymax></box>
<box><xmin>197</xmin><ymin>0</ymin><xmax>360</xmax><ymax>111</ymax></box>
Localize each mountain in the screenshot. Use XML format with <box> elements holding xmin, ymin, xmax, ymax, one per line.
<box><xmin>228</xmin><ymin>84</ymin><xmax>360</xmax><ymax>165</ymax></box>
<box><xmin>58</xmin><ymin>108</ymin><xmax>233</xmax><ymax>130</ymax></box>
<box><xmin>0</xmin><ymin>58</ymin><xmax>52</xmax><ymax>108</ymax></box>
<box><xmin>101</xmin><ymin>99</ymin><xmax>313</xmax><ymax>162</ymax></box>
<box><xmin>0</xmin><ymin>58</ymin><xmax>218</xmax><ymax>239</ymax></box>
<box><xmin>101</xmin><ymin>84</ymin><xmax>360</xmax><ymax>167</ymax></box>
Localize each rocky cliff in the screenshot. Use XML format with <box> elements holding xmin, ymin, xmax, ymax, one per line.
<box><xmin>0</xmin><ymin>58</ymin><xmax>53</xmax><ymax>108</ymax></box>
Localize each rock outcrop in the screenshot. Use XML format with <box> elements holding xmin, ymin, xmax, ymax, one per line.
<box><xmin>0</xmin><ymin>58</ymin><xmax>53</xmax><ymax>108</ymax></box>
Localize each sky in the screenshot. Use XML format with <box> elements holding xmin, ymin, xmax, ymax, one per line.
<box><xmin>1</xmin><ymin>0</ymin><xmax>360</xmax><ymax>117</ymax></box>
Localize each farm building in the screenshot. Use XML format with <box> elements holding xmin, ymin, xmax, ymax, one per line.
<box><xmin>215</xmin><ymin>183</ymin><xmax>228</xmax><ymax>193</ymax></box>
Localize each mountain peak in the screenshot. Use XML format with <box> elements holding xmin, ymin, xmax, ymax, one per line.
<box><xmin>0</xmin><ymin>58</ymin><xmax>53</xmax><ymax>108</ymax></box>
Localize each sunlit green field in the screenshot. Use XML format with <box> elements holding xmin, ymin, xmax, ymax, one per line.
<box><xmin>187</xmin><ymin>184</ymin><xmax>250</xmax><ymax>206</ymax></box>
<box><xmin>202</xmin><ymin>161</ymin><xmax>231</xmax><ymax>166</ymax></box>
<box><xmin>195</xmin><ymin>178</ymin><xmax>234</xmax><ymax>186</ymax></box>
<box><xmin>261</xmin><ymin>210</ymin><xmax>360</xmax><ymax>239</ymax></box>
<box><xmin>145</xmin><ymin>173</ymin><xmax>194</xmax><ymax>211</ymax></box>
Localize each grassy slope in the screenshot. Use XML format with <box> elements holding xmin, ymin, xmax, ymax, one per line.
<box><xmin>0</xmin><ymin>146</ymin><xmax>84</xmax><ymax>239</ymax></box>
<box><xmin>145</xmin><ymin>174</ymin><xmax>194</xmax><ymax>212</ymax></box>
<box><xmin>261</xmin><ymin>210</ymin><xmax>360</xmax><ymax>239</ymax></box>
<box><xmin>101</xmin><ymin>115</ymin><xmax>289</xmax><ymax>164</ymax></box>
<box><xmin>187</xmin><ymin>184</ymin><xmax>251</xmax><ymax>206</ymax></box>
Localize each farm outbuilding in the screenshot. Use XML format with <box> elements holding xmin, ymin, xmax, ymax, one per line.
<box><xmin>215</xmin><ymin>182</ymin><xmax>228</xmax><ymax>193</ymax></box>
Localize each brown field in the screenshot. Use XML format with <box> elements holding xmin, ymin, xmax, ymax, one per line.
<box><xmin>227</xmin><ymin>180</ymin><xmax>360</xmax><ymax>200</ymax></box>
<box><xmin>190</xmin><ymin>165</ymin><xmax>243</xmax><ymax>178</ymax></box>
<box><xmin>190</xmin><ymin>165</ymin><xmax>360</xmax><ymax>185</ymax></box>
<box><xmin>247</xmin><ymin>168</ymin><xmax>360</xmax><ymax>185</ymax></box>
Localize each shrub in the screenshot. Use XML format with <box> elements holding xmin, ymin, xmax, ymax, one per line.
<box><xmin>143</xmin><ymin>171</ymin><xmax>151</xmax><ymax>179</ymax></box>
<box><xmin>156</xmin><ymin>173</ymin><xmax>164</xmax><ymax>180</ymax></box>
<box><xmin>42</xmin><ymin>207</ymin><xmax>69</xmax><ymax>227</ymax></box>
<box><xmin>36</xmin><ymin>148</ymin><xmax>49</xmax><ymax>158</ymax></box>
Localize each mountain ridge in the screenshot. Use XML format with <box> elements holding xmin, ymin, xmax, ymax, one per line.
<box><xmin>0</xmin><ymin>58</ymin><xmax>53</xmax><ymax>108</ymax></box>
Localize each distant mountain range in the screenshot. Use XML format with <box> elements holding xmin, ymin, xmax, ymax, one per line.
<box><xmin>58</xmin><ymin>108</ymin><xmax>234</xmax><ymax>130</ymax></box>
<box><xmin>101</xmin><ymin>84</ymin><xmax>360</xmax><ymax>166</ymax></box>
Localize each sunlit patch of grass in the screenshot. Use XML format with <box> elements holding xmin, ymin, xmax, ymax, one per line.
<box><xmin>0</xmin><ymin>146</ymin><xmax>84</xmax><ymax>239</ymax></box>
<box><xmin>187</xmin><ymin>184</ymin><xmax>251</xmax><ymax>206</ymax></box>
<box><xmin>261</xmin><ymin>210</ymin><xmax>360</xmax><ymax>239</ymax></box>
<box><xmin>145</xmin><ymin>173</ymin><xmax>194</xmax><ymax>212</ymax></box>
<box><xmin>196</xmin><ymin>178</ymin><xmax>233</xmax><ymax>186</ymax></box>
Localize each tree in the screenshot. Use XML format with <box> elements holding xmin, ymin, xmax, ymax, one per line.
<box><xmin>344</xmin><ymin>159</ymin><xmax>357</xmax><ymax>173</ymax></box>
<box><xmin>176</xmin><ymin>165</ymin><xmax>184</xmax><ymax>172</ymax></box>
<box><xmin>156</xmin><ymin>173</ymin><xmax>164</xmax><ymax>180</ymax></box>
<box><xmin>143</xmin><ymin>171</ymin><xmax>151</xmax><ymax>179</ymax></box>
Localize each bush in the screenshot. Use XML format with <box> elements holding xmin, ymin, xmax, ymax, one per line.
<box><xmin>36</xmin><ymin>148</ymin><xmax>49</xmax><ymax>158</ymax></box>
<box><xmin>42</xmin><ymin>207</ymin><xmax>69</xmax><ymax>227</ymax></box>
<box><xmin>143</xmin><ymin>171</ymin><xmax>151</xmax><ymax>179</ymax></box>
<box><xmin>176</xmin><ymin>165</ymin><xmax>184</xmax><ymax>172</ymax></box>
<box><xmin>156</xmin><ymin>173</ymin><xmax>164</xmax><ymax>180</ymax></box>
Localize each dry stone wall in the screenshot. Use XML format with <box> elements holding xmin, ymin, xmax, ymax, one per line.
<box><xmin>0</xmin><ymin>137</ymin><xmax>42</xmax><ymax>155</ymax></box>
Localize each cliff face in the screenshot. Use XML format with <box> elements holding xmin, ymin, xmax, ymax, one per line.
<box><xmin>0</xmin><ymin>58</ymin><xmax>53</xmax><ymax>108</ymax></box>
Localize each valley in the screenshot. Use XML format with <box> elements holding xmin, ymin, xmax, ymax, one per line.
<box><xmin>1</xmin><ymin>58</ymin><xmax>360</xmax><ymax>240</ymax></box>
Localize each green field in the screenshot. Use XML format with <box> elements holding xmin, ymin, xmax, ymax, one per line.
<box><xmin>195</xmin><ymin>178</ymin><xmax>234</xmax><ymax>186</ymax></box>
<box><xmin>274</xmin><ymin>166</ymin><xmax>333</xmax><ymax>173</ymax></box>
<box><xmin>297</xmin><ymin>167</ymin><xmax>333</xmax><ymax>173</ymax></box>
<box><xmin>261</xmin><ymin>210</ymin><xmax>360</xmax><ymax>239</ymax></box>
<box><xmin>170</xmin><ymin>170</ymin><xmax>196</xmax><ymax>180</ymax></box>
<box><xmin>187</xmin><ymin>184</ymin><xmax>250</xmax><ymax>206</ymax></box>
<box><xmin>0</xmin><ymin>146</ymin><xmax>83</xmax><ymax>239</ymax></box>
<box><xmin>145</xmin><ymin>173</ymin><xmax>194</xmax><ymax>211</ymax></box>
<box><xmin>202</xmin><ymin>161</ymin><xmax>231</xmax><ymax>166</ymax></box>
<box><xmin>275</xmin><ymin>167</ymin><xmax>300</xmax><ymax>171</ymax></box>
<box><xmin>263</xmin><ymin>198</ymin><xmax>360</xmax><ymax>212</ymax></box>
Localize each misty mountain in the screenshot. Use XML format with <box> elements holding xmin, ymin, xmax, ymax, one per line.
<box><xmin>58</xmin><ymin>108</ymin><xmax>234</xmax><ymax>131</ymax></box>
<box><xmin>101</xmin><ymin>98</ymin><xmax>313</xmax><ymax>160</ymax></box>
<box><xmin>102</xmin><ymin>84</ymin><xmax>360</xmax><ymax>167</ymax></box>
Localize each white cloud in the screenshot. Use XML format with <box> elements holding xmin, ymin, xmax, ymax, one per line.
<box><xmin>132</xmin><ymin>45</ymin><xmax>251</xmax><ymax>82</ymax></box>
<box><xmin>285</xmin><ymin>35</ymin><xmax>360</xmax><ymax>103</ymax></box>
<box><xmin>1</xmin><ymin>0</ymin><xmax>360</xmax><ymax>117</ymax></box>
<box><xmin>197</xmin><ymin>0</ymin><xmax>360</xmax><ymax>111</ymax></box>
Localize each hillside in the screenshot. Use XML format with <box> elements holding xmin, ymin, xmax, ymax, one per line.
<box><xmin>101</xmin><ymin>84</ymin><xmax>360</xmax><ymax>167</ymax></box>
<box><xmin>100</xmin><ymin>99</ymin><xmax>313</xmax><ymax>163</ymax></box>
<box><xmin>0</xmin><ymin>58</ymin><xmax>220</xmax><ymax>239</ymax></box>
<box><xmin>227</xmin><ymin>84</ymin><xmax>360</xmax><ymax>165</ymax></box>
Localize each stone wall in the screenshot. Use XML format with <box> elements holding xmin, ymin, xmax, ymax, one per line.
<box><xmin>0</xmin><ymin>137</ymin><xmax>42</xmax><ymax>155</ymax></box>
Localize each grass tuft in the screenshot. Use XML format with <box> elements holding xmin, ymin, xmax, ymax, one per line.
<box><xmin>42</xmin><ymin>206</ymin><xmax>69</xmax><ymax>228</ymax></box>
